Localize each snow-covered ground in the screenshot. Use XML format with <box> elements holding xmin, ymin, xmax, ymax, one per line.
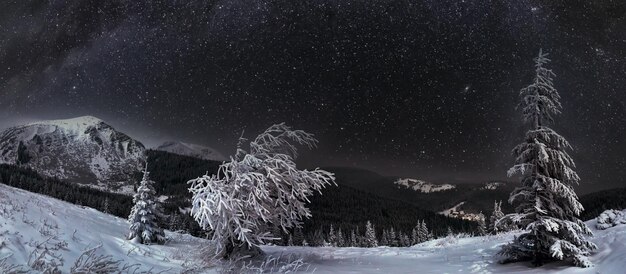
<box><xmin>0</xmin><ymin>184</ymin><xmax>208</xmax><ymax>273</ymax></box>
<box><xmin>265</xmin><ymin>220</ymin><xmax>625</xmax><ymax>274</ymax></box>
<box><xmin>2</xmin><ymin>183</ymin><xmax>625</xmax><ymax>273</ymax></box>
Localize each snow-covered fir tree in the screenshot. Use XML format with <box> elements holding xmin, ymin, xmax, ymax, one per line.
<box><xmin>489</xmin><ymin>201</ymin><xmax>505</xmax><ymax>234</ymax></box>
<box><xmin>498</xmin><ymin>50</ymin><xmax>596</xmax><ymax>267</ymax></box>
<box><xmin>477</xmin><ymin>213</ymin><xmax>487</xmax><ymax>236</ymax></box>
<box><xmin>350</xmin><ymin>229</ymin><xmax>358</xmax><ymax>247</ymax></box>
<box><xmin>328</xmin><ymin>224</ymin><xmax>337</xmax><ymax>247</ymax></box>
<box><xmin>127</xmin><ymin>165</ymin><xmax>165</xmax><ymax>245</ymax></box>
<box><xmin>168</xmin><ymin>213</ymin><xmax>181</xmax><ymax>231</ymax></box>
<box><xmin>364</xmin><ymin>221</ymin><xmax>378</xmax><ymax>247</ymax></box>
<box><xmin>389</xmin><ymin>227</ymin><xmax>397</xmax><ymax>247</ymax></box>
<box><xmin>102</xmin><ymin>198</ymin><xmax>110</xmax><ymax>214</ymax></box>
<box><xmin>420</xmin><ymin>220</ymin><xmax>429</xmax><ymax>242</ymax></box>
<box><xmin>337</xmin><ymin>228</ymin><xmax>345</xmax><ymax>247</ymax></box>
<box><xmin>411</xmin><ymin>226</ymin><xmax>419</xmax><ymax>245</ymax></box>
<box><xmin>380</xmin><ymin>229</ymin><xmax>388</xmax><ymax>246</ymax></box>
<box><xmin>188</xmin><ymin>123</ymin><xmax>335</xmax><ymax>258</ymax></box>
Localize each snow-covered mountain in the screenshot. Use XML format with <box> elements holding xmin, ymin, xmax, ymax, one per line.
<box><xmin>0</xmin><ymin>116</ymin><xmax>145</xmax><ymax>185</ymax></box>
<box><xmin>155</xmin><ymin>141</ymin><xmax>225</xmax><ymax>161</ymax></box>
<box><xmin>394</xmin><ymin>178</ymin><xmax>456</xmax><ymax>193</ymax></box>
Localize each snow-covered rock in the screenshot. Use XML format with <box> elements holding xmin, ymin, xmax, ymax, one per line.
<box><xmin>156</xmin><ymin>141</ymin><xmax>225</xmax><ymax>161</ymax></box>
<box><xmin>393</xmin><ymin>178</ymin><xmax>455</xmax><ymax>193</ymax></box>
<box><xmin>482</xmin><ymin>181</ymin><xmax>505</xmax><ymax>190</ymax></box>
<box><xmin>596</xmin><ymin>209</ymin><xmax>626</xmax><ymax>230</ymax></box>
<box><xmin>0</xmin><ymin>184</ymin><xmax>208</xmax><ymax>273</ymax></box>
<box><xmin>0</xmin><ymin>116</ymin><xmax>145</xmax><ymax>186</ymax></box>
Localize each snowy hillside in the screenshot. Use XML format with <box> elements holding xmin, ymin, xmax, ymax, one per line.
<box><xmin>1</xmin><ymin>182</ymin><xmax>624</xmax><ymax>273</ymax></box>
<box><xmin>156</xmin><ymin>141</ymin><xmax>226</xmax><ymax>161</ymax></box>
<box><xmin>0</xmin><ymin>183</ymin><xmax>207</xmax><ymax>273</ymax></box>
<box><xmin>394</xmin><ymin>178</ymin><xmax>455</xmax><ymax>193</ymax></box>
<box><xmin>0</xmin><ymin>116</ymin><xmax>145</xmax><ymax>186</ymax></box>
<box><xmin>264</xmin><ymin>217</ymin><xmax>626</xmax><ymax>273</ymax></box>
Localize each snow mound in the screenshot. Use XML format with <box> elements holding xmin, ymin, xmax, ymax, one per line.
<box><xmin>156</xmin><ymin>141</ymin><xmax>226</xmax><ymax>161</ymax></box>
<box><xmin>482</xmin><ymin>182</ymin><xmax>505</xmax><ymax>190</ymax></box>
<box><xmin>595</xmin><ymin>209</ymin><xmax>626</xmax><ymax>230</ymax></box>
<box><xmin>0</xmin><ymin>184</ymin><xmax>208</xmax><ymax>273</ymax></box>
<box><xmin>394</xmin><ymin>178</ymin><xmax>455</xmax><ymax>193</ymax></box>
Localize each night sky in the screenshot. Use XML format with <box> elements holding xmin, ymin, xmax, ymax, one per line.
<box><xmin>1</xmin><ymin>0</ymin><xmax>625</xmax><ymax>192</ymax></box>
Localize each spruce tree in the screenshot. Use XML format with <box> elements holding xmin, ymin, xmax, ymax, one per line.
<box><xmin>499</xmin><ymin>50</ymin><xmax>596</xmax><ymax>267</ymax></box>
<box><xmin>380</xmin><ymin>229</ymin><xmax>389</xmax><ymax>246</ymax></box>
<box><xmin>420</xmin><ymin>220</ymin><xmax>429</xmax><ymax>242</ymax></box>
<box><xmin>128</xmin><ymin>165</ymin><xmax>165</xmax><ymax>245</ymax></box>
<box><xmin>364</xmin><ymin>221</ymin><xmax>378</xmax><ymax>247</ymax></box>
<box><xmin>489</xmin><ymin>201</ymin><xmax>505</xmax><ymax>234</ymax></box>
<box><xmin>328</xmin><ymin>224</ymin><xmax>337</xmax><ymax>247</ymax></box>
<box><xmin>477</xmin><ymin>213</ymin><xmax>487</xmax><ymax>236</ymax></box>
<box><xmin>350</xmin><ymin>229</ymin><xmax>358</xmax><ymax>247</ymax></box>
<box><xmin>337</xmin><ymin>228</ymin><xmax>345</xmax><ymax>247</ymax></box>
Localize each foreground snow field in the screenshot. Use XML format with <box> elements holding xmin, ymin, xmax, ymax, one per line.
<box><xmin>0</xmin><ymin>184</ymin><xmax>208</xmax><ymax>273</ymax></box>
<box><xmin>2</xmin><ymin>183</ymin><xmax>625</xmax><ymax>273</ymax></box>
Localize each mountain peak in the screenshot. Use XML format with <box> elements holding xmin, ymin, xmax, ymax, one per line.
<box><xmin>25</xmin><ymin>115</ymin><xmax>107</xmax><ymax>132</ymax></box>
<box><xmin>156</xmin><ymin>141</ymin><xmax>226</xmax><ymax>161</ymax></box>
<box><xmin>0</xmin><ymin>116</ymin><xmax>145</xmax><ymax>185</ymax></box>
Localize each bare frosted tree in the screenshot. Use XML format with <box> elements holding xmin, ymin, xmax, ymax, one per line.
<box><xmin>498</xmin><ymin>50</ymin><xmax>596</xmax><ymax>267</ymax></box>
<box><xmin>188</xmin><ymin>123</ymin><xmax>335</xmax><ymax>259</ymax></box>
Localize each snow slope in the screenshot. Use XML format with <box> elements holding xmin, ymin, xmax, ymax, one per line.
<box><xmin>156</xmin><ymin>141</ymin><xmax>226</xmax><ymax>161</ymax></box>
<box><xmin>0</xmin><ymin>116</ymin><xmax>145</xmax><ymax>186</ymax></box>
<box><xmin>0</xmin><ymin>184</ymin><xmax>208</xmax><ymax>273</ymax></box>
<box><xmin>265</xmin><ymin>218</ymin><xmax>626</xmax><ymax>274</ymax></box>
<box><xmin>394</xmin><ymin>178</ymin><xmax>455</xmax><ymax>193</ymax></box>
<box><xmin>2</xmin><ymin>182</ymin><xmax>624</xmax><ymax>273</ymax></box>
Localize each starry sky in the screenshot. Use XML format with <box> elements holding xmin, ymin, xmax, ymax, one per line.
<box><xmin>1</xmin><ymin>0</ymin><xmax>625</xmax><ymax>192</ymax></box>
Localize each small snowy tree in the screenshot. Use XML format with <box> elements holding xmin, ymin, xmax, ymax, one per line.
<box><xmin>337</xmin><ymin>228</ymin><xmax>345</xmax><ymax>247</ymax></box>
<box><xmin>127</xmin><ymin>165</ymin><xmax>165</xmax><ymax>244</ymax></box>
<box><xmin>328</xmin><ymin>224</ymin><xmax>337</xmax><ymax>247</ymax></box>
<box><xmin>477</xmin><ymin>213</ymin><xmax>487</xmax><ymax>236</ymax></box>
<box><xmin>102</xmin><ymin>198</ymin><xmax>110</xmax><ymax>214</ymax></box>
<box><xmin>389</xmin><ymin>227</ymin><xmax>397</xmax><ymax>247</ymax></box>
<box><xmin>489</xmin><ymin>201</ymin><xmax>505</xmax><ymax>234</ymax></box>
<box><xmin>350</xmin><ymin>229</ymin><xmax>358</xmax><ymax>247</ymax></box>
<box><xmin>364</xmin><ymin>221</ymin><xmax>378</xmax><ymax>247</ymax></box>
<box><xmin>498</xmin><ymin>50</ymin><xmax>596</xmax><ymax>267</ymax></box>
<box><xmin>188</xmin><ymin>123</ymin><xmax>335</xmax><ymax>259</ymax></box>
<box><xmin>411</xmin><ymin>226</ymin><xmax>418</xmax><ymax>245</ymax></box>
<box><xmin>380</xmin><ymin>229</ymin><xmax>389</xmax><ymax>246</ymax></box>
<box><xmin>420</xmin><ymin>220</ymin><xmax>429</xmax><ymax>242</ymax></box>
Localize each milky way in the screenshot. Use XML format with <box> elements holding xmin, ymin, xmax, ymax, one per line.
<box><xmin>1</xmin><ymin>0</ymin><xmax>625</xmax><ymax>192</ymax></box>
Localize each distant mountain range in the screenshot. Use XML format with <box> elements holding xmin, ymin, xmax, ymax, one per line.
<box><xmin>155</xmin><ymin>141</ymin><xmax>226</xmax><ymax>161</ymax></box>
<box><xmin>324</xmin><ymin>166</ymin><xmax>516</xmax><ymax>217</ymax></box>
